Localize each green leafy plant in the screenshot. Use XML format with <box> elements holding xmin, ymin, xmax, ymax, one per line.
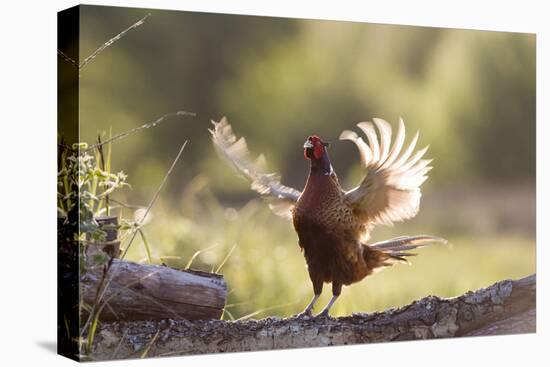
<box><xmin>58</xmin><ymin>137</ymin><xmax>132</xmax><ymax>276</ymax></box>
<box><xmin>58</xmin><ymin>140</ymin><xmax>129</xmax><ymax>228</ymax></box>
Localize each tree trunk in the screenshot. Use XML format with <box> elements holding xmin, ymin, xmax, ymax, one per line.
<box><xmin>89</xmin><ymin>274</ymin><xmax>535</xmax><ymax>360</ymax></box>
<box><xmin>81</xmin><ymin>259</ymin><xmax>227</xmax><ymax>321</ymax></box>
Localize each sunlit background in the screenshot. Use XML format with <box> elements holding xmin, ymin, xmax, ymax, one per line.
<box><xmin>76</xmin><ymin>5</ymin><xmax>535</xmax><ymax>319</ymax></box>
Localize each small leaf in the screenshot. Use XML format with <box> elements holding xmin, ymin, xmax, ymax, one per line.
<box><xmin>91</xmin><ymin>249</ymin><xmax>109</xmax><ymax>267</ymax></box>
<box><xmin>91</xmin><ymin>229</ymin><xmax>107</xmax><ymax>242</ymax></box>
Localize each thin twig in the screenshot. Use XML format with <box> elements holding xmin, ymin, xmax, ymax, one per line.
<box><xmin>105</xmin><ymin>198</ymin><xmax>145</xmax><ymax>210</ymax></box>
<box><xmin>104</xmin><ymin>302</ymin><xmax>120</xmax><ymax>320</ymax></box>
<box><xmin>57</xmin><ymin>49</ymin><xmax>79</xmax><ymax>68</ymax></box>
<box><xmin>120</xmin><ymin>140</ymin><xmax>188</xmax><ymax>259</ymax></box>
<box><xmin>58</xmin><ymin>13</ymin><xmax>151</xmax><ymax>70</ymax></box>
<box><xmin>83</xmin><ymin>257</ymin><xmax>116</xmax><ymax>354</ymax></box>
<box><xmin>215</xmin><ymin>243</ymin><xmax>238</xmax><ymax>273</ymax></box>
<box><xmin>236</xmin><ymin>301</ymin><xmax>300</xmax><ymax>321</ymax></box>
<box><xmin>222</xmin><ymin>308</ymin><xmax>235</xmax><ymax>321</ymax></box>
<box><xmin>81</xmin><ymin>13</ymin><xmax>151</xmax><ymax>70</ymax></box>
<box><xmin>58</xmin><ymin>111</ymin><xmax>194</xmax><ymax>154</ymax></box>
<box><xmin>111</xmin><ymin>329</ymin><xmax>129</xmax><ymax>360</ymax></box>
<box><xmin>225</xmin><ymin>300</ymin><xmax>255</xmax><ymax>308</ymax></box>
<box><xmin>96</xmin><ymin>134</ymin><xmax>109</xmax><ymax>215</ymax></box>
<box><xmin>185</xmin><ymin>243</ymin><xmax>221</xmax><ymax>270</ymax></box>
<box><xmin>86</xmin><ymin>111</ymin><xmax>195</xmax><ymax>151</ymax></box>
<box><xmin>140</xmin><ymin>330</ymin><xmax>160</xmax><ymax>359</ymax></box>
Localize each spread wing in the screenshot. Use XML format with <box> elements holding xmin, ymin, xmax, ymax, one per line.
<box><xmin>209</xmin><ymin>117</ymin><xmax>301</xmax><ymax>219</ymax></box>
<box><xmin>339</xmin><ymin>118</ymin><xmax>431</xmax><ymax>226</ymax></box>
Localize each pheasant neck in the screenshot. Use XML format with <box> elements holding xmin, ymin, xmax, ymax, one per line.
<box><xmin>309</xmin><ymin>150</ymin><xmax>334</xmax><ymax>176</ymax></box>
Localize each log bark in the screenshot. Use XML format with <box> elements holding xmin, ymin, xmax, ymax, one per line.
<box><xmin>81</xmin><ymin>259</ymin><xmax>228</xmax><ymax>321</ymax></box>
<box><xmin>89</xmin><ymin>274</ymin><xmax>535</xmax><ymax>360</ymax></box>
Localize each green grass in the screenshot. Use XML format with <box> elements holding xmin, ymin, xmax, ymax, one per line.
<box><xmin>123</xmin><ymin>186</ymin><xmax>535</xmax><ymax>319</ymax></box>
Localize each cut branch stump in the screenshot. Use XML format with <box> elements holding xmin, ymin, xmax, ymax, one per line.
<box><xmin>81</xmin><ymin>259</ymin><xmax>227</xmax><ymax>321</ymax></box>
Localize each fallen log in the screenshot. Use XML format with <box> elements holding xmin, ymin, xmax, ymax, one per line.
<box><xmin>89</xmin><ymin>274</ymin><xmax>535</xmax><ymax>360</ymax></box>
<box><xmin>81</xmin><ymin>259</ymin><xmax>228</xmax><ymax>321</ymax></box>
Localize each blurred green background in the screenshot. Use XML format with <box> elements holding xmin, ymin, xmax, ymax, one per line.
<box><xmin>77</xmin><ymin>5</ymin><xmax>535</xmax><ymax>319</ymax></box>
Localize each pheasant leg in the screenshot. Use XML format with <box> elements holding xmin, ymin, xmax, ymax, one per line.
<box><xmin>316</xmin><ymin>282</ymin><xmax>342</xmax><ymax>317</ymax></box>
<box><xmin>316</xmin><ymin>295</ymin><xmax>339</xmax><ymax>317</ymax></box>
<box><xmin>295</xmin><ymin>294</ymin><xmax>320</xmax><ymax>318</ymax></box>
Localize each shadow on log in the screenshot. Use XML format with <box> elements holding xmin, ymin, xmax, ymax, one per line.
<box><xmin>90</xmin><ymin>274</ymin><xmax>535</xmax><ymax>360</ymax></box>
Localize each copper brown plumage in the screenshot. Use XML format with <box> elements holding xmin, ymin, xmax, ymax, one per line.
<box><xmin>210</xmin><ymin>117</ymin><xmax>446</xmax><ymax>317</ymax></box>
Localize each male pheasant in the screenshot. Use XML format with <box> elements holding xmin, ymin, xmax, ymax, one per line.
<box><xmin>210</xmin><ymin>117</ymin><xmax>446</xmax><ymax>317</ymax></box>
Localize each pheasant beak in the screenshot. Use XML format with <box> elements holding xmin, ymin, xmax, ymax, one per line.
<box><xmin>303</xmin><ymin>140</ymin><xmax>314</xmax><ymax>149</ymax></box>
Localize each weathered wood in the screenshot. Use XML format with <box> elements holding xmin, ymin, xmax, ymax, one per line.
<box><xmin>463</xmin><ymin>308</ymin><xmax>535</xmax><ymax>337</ymax></box>
<box><xmin>81</xmin><ymin>259</ymin><xmax>227</xmax><ymax>321</ymax></box>
<box><xmin>89</xmin><ymin>274</ymin><xmax>535</xmax><ymax>360</ymax></box>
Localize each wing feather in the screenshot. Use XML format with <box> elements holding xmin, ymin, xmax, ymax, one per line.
<box><xmin>392</xmin><ymin>130</ymin><xmax>419</xmax><ymax>169</ymax></box>
<box><xmin>210</xmin><ymin>117</ymin><xmax>301</xmax><ymax>219</ymax></box>
<box><xmin>339</xmin><ymin>130</ymin><xmax>372</xmax><ymax>167</ymax></box>
<box><xmin>372</xmin><ymin>118</ymin><xmax>392</xmax><ymax>164</ymax></box>
<box><xmin>357</xmin><ymin>122</ymin><xmax>380</xmax><ymax>164</ymax></box>
<box><xmin>397</xmin><ymin>145</ymin><xmax>430</xmax><ymax>173</ymax></box>
<box><xmin>340</xmin><ymin>118</ymin><xmax>432</xmax><ymax>226</ymax></box>
<box><xmin>380</xmin><ymin>118</ymin><xmax>405</xmax><ymax>169</ymax></box>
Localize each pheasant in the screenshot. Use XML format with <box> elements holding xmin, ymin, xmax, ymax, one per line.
<box><xmin>210</xmin><ymin>117</ymin><xmax>445</xmax><ymax>317</ymax></box>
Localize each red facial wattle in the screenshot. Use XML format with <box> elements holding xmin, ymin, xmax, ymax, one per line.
<box><xmin>304</xmin><ymin>135</ymin><xmax>327</xmax><ymax>160</ymax></box>
<box><xmin>313</xmin><ymin>144</ymin><xmax>324</xmax><ymax>159</ymax></box>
